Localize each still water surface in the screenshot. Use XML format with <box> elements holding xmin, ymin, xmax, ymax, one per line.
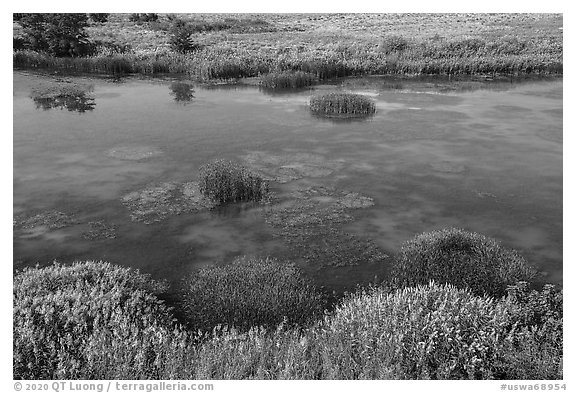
<box><xmin>13</xmin><ymin>71</ymin><xmax>563</xmax><ymax>291</ymax></box>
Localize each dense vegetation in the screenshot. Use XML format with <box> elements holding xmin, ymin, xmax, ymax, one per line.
<box><xmin>13</xmin><ymin>228</ymin><xmax>562</xmax><ymax>380</ymax></box>
<box><xmin>260</xmin><ymin>71</ymin><xmax>317</xmax><ymax>90</ymax></box>
<box><xmin>309</xmin><ymin>93</ymin><xmax>376</xmax><ymax>117</ymax></box>
<box><xmin>180</xmin><ymin>257</ymin><xmax>325</xmax><ymax>332</ymax></box>
<box><xmin>13</xmin><ymin>13</ymin><xmax>563</xmax><ymax>80</ymax></box>
<box><xmin>391</xmin><ymin>228</ymin><xmax>537</xmax><ymax>297</ymax></box>
<box><xmin>198</xmin><ymin>159</ymin><xmax>269</xmax><ymax>204</ymax></box>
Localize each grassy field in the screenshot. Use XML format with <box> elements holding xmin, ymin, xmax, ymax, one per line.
<box><xmin>13</xmin><ymin>13</ymin><xmax>563</xmax><ymax>79</ymax></box>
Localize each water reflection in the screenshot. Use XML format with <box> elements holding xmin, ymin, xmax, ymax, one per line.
<box><xmin>30</xmin><ymin>83</ymin><xmax>95</xmax><ymax>112</ymax></box>
<box><xmin>169</xmin><ymin>82</ymin><xmax>194</xmax><ymax>103</ymax></box>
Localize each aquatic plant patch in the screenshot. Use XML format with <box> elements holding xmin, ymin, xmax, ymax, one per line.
<box><xmin>121</xmin><ymin>181</ymin><xmax>217</xmax><ymax>224</ymax></box>
<box><xmin>309</xmin><ymin>93</ymin><xmax>376</xmax><ymax>118</ymax></box>
<box><xmin>106</xmin><ymin>145</ymin><xmax>163</xmax><ymax>161</ymax></box>
<box><xmin>263</xmin><ymin>185</ymin><xmax>384</xmax><ymax>268</ymax></box>
<box><xmin>241</xmin><ymin>151</ymin><xmax>345</xmax><ymax>183</ymax></box>
<box><xmin>14</xmin><ymin>210</ymin><xmax>77</xmax><ymax>230</ymax></box>
<box><xmin>81</xmin><ymin>221</ymin><xmax>118</xmax><ymax>240</ymax></box>
<box><xmin>198</xmin><ymin>159</ymin><xmax>269</xmax><ymax>204</ymax></box>
<box><xmin>391</xmin><ymin>228</ymin><xmax>538</xmax><ymax>297</ymax></box>
<box><xmin>30</xmin><ymin>82</ymin><xmax>95</xmax><ymax>112</ymax></box>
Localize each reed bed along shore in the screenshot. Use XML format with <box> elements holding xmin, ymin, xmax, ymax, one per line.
<box><xmin>13</xmin><ymin>13</ymin><xmax>563</xmax><ymax>80</ymax></box>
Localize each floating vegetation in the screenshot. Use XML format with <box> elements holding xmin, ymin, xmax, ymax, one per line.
<box><xmin>241</xmin><ymin>151</ymin><xmax>344</xmax><ymax>183</ymax></box>
<box><xmin>106</xmin><ymin>145</ymin><xmax>163</xmax><ymax>161</ymax></box>
<box><xmin>309</xmin><ymin>93</ymin><xmax>376</xmax><ymax>118</ymax></box>
<box><xmin>121</xmin><ymin>181</ymin><xmax>217</xmax><ymax>224</ymax></box>
<box><xmin>263</xmin><ymin>185</ymin><xmax>385</xmax><ymax>267</ymax></box>
<box><xmin>30</xmin><ymin>82</ymin><xmax>95</xmax><ymax>112</ymax></box>
<box><xmin>81</xmin><ymin>221</ymin><xmax>118</xmax><ymax>240</ymax></box>
<box><xmin>169</xmin><ymin>81</ymin><xmax>195</xmax><ymax>103</ymax></box>
<box><xmin>294</xmin><ymin>230</ymin><xmax>389</xmax><ymax>268</ymax></box>
<box><xmin>14</xmin><ymin>210</ymin><xmax>76</xmax><ymax>230</ymax></box>
<box><xmin>198</xmin><ymin>159</ymin><xmax>269</xmax><ymax>205</ymax></box>
<box><xmin>260</xmin><ymin>71</ymin><xmax>317</xmax><ymax>90</ymax></box>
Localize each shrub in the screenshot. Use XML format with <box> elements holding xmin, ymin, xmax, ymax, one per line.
<box><xmin>198</xmin><ymin>159</ymin><xmax>269</xmax><ymax>204</ymax></box>
<box><xmin>89</xmin><ymin>13</ymin><xmax>109</xmax><ymax>23</ymax></box>
<box><xmin>17</xmin><ymin>13</ymin><xmax>91</xmax><ymax>57</ymax></box>
<box><xmin>260</xmin><ymin>71</ymin><xmax>317</xmax><ymax>89</ymax></box>
<box><xmin>188</xmin><ymin>282</ymin><xmax>562</xmax><ymax>379</ymax></box>
<box><xmin>129</xmin><ymin>13</ymin><xmax>158</xmax><ymax>23</ymax></box>
<box><xmin>391</xmin><ymin>228</ymin><xmax>537</xmax><ymax>297</ymax></box>
<box><xmin>492</xmin><ymin>282</ymin><xmax>563</xmax><ymax>379</ymax></box>
<box><xmin>309</xmin><ymin>92</ymin><xmax>376</xmax><ymax>117</ymax></box>
<box><xmin>380</xmin><ymin>34</ymin><xmax>410</xmax><ymax>54</ymax></box>
<box><xmin>180</xmin><ymin>257</ymin><xmax>325</xmax><ymax>333</ymax></box>
<box><xmin>13</xmin><ymin>261</ymin><xmax>178</xmax><ymax>379</ymax></box>
<box><xmin>169</xmin><ymin>19</ymin><xmax>200</xmax><ymax>53</ymax></box>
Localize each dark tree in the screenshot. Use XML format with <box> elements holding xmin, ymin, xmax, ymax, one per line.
<box><xmin>17</xmin><ymin>13</ymin><xmax>91</xmax><ymax>57</ymax></box>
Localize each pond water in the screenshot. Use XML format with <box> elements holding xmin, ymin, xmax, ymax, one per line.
<box><xmin>13</xmin><ymin>71</ymin><xmax>563</xmax><ymax>292</ymax></box>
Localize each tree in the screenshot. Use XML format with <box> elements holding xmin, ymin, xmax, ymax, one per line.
<box><xmin>17</xmin><ymin>13</ymin><xmax>91</xmax><ymax>57</ymax></box>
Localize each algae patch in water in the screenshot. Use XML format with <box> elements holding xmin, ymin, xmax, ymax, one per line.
<box><xmin>121</xmin><ymin>181</ymin><xmax>218</xmax><ymax>224</ymax></box>
<box><xmin>107</xmin><ymin>146</ymin><xmax>163</xmax><ymax>161</ymax></box>
<box><xmin>14</xmin><ymin>210</ymin><xmax>77</xmax><ymax>230</ymax></box>
<box><xmin>81</xmin><ymin>221</ymin><xmax>118</xmax><ymax>240</ymax></box>
<box><xmin>242</xmin><ymin>151</ymin><xmax>344</xmax><ymax>183</ymax></box>
<box><xmin>263</xmin><ymin>185</ymin><xmax>388</xmax><ymax>267</ymax></box>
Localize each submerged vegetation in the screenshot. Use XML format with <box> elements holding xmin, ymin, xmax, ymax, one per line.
<box><xmin>13</xmin><ymin>257</ymin><xmax>562</xmax><ymax>379</ymax></box>
<box><xmin>309</xmin><ymin>92</ymin><xmax>376</xmax><ymax>117</ymax></box>
<box><xmin>198</xmin><ymin>159</ymin><xmax>269</xmax><ymax>205</ymax></box>
<box><xmin>13</xmin><ymin>14</ymin><xmax>563</xmax><ymax>80</ymax></box>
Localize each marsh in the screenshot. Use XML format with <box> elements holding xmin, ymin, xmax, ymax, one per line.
<box><xmin>13</xmin><ymin>71</ymin><xmax>562</xmax><ymax>292</ymax></box>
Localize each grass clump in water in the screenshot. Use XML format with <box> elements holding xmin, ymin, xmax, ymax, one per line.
<box><xmin>180</xmin><ymin>257</ymin><xmax>325</xmax><ymax>332</ymax></box>
<box><xmin>309</xmin><ymin>92</ymin><xmax>376</xmax><ymax>117</ymax></box>
<box><xmin>198</xmin><ymin>159</ymin><xmax>269</xmax><ymax>204</ymax></box>
<box><xmin>391</xmin><ymin>228</ymin><xmax>537</xmax><ymax>297</ymax></box>
<box><xmin>260</xmin><ymin>71</ymin><xmax>317</xmax><ymax>89</ymax></box>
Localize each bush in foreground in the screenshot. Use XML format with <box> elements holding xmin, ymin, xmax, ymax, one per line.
<box><xmin>181</xmin><ymin>257</ymin><xmax>325</xmax><ymax>332</ymax></box>
<box><xmin>260</xmin><ymin>71</ymin><xmax>317</xmax><ymax>89</ymax></box>
<box><xmin>391</xmin><ymin>228</ymin><xmax>537</xmax><ymax>297</ymax></box>
<box><xmin>198</xmin><ymin>159</ymin><xmax>269</xmax><ymax>204</ymax></box>
<box><xmin>189</xmin><ymin>282</ymin><xmax>562</xmax><ymax>379</ymax></box>
<box><xmin>309</xmin><ymin>93</ymin><xmax>376</xmax><ymax>117</ymax></box>
<box><xmin>14</xmin><ymin>262</ymin><xmax>561</xmax><ymax>379</ymax></box>
<box><xmin>13</xmin><ymin>261</ymin><xmax>179</xmax><ymax>379</ymax></box>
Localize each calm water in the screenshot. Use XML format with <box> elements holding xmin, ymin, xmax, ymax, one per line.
<box><xmin>13</xmin><ymin>71</ymin><xmax>563</xmax><ymax>290</ymax></box>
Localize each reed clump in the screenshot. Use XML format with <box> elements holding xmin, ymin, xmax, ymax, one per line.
<box><xmin>260</xmin><ymin>70</ymin><xmax>317</xmax><ymax>89</ymax></box>
<box><xmin>198</xmin><ymin>159</ymin><xmax>269</xmax><ymax>204</ymax></box>
<box><xmin>309</xmin><ymin>92</ymin><xmax>376</xmax><ymax>117</ymax></box>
